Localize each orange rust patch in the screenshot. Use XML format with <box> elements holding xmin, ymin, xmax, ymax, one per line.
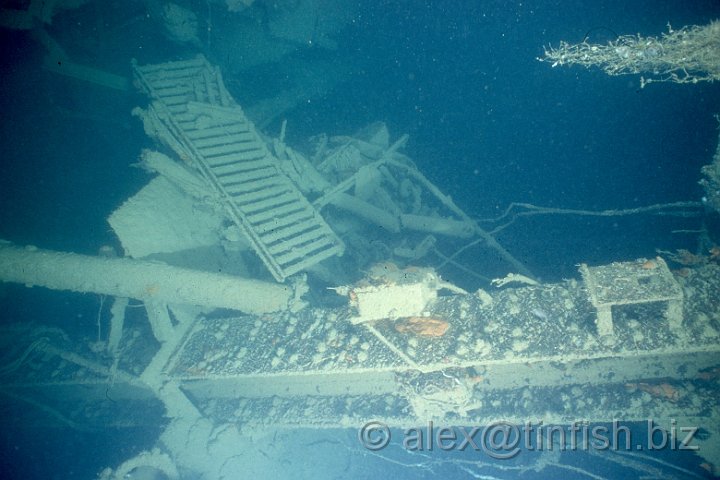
<box><xmin>395</xmin><ymin>317</ymin><xmax>450</xmax><ymax>338</ymax></box>
<box><xmin>641</xmin><ymin>259</ymin><xmax>657</xmax><ymax>270</ymax></box>
<box><xmin>626</xmin><ymin>382</ymin><xmax>681</xmax><ymax>403</ymax></box>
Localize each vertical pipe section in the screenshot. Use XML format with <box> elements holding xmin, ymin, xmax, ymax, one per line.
<box><xmin>0</xmin><ymin>242</ymin><xmax>292</xmax><ymax>314</ymax></box>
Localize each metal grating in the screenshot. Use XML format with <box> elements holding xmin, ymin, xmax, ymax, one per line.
<box><xmin>132</xmin><ymin>56</ymin><xmax>344</xmax><ymax>281</ymax></box>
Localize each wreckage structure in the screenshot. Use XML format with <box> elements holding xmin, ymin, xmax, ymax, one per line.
<box><xmin>0</xmin><ymin>51</ymin><xmax>719</xmax><ymax>479</ymax></box>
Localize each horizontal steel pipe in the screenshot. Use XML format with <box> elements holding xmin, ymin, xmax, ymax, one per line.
<box><xmin>0</xmin><ymin>242</ymin><xmax>291</xmax><ymax>314</ymax></box>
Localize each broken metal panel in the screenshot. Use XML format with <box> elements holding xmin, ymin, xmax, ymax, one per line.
<box><xmin>108</xmin><ymin>176</ymin><xmax>225</xmax><ymax>258</ymax></box>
